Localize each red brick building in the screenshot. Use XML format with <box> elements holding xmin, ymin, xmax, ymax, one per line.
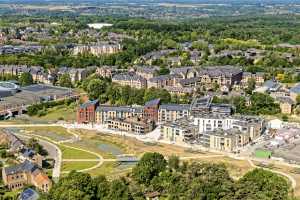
<box><xmin>77</xmin><ymin>100</ymin><xmax>99</xmax><ymax>124</ymax></box>
<box><xmin>143</xmin><ymin>99</ymin><xmax>161</xmax><ymax>123</ymax></box>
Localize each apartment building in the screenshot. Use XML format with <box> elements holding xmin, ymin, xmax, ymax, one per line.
<box><xmin>76</xmin><ymin>100</ymin><xmax>99</xmax><ymax>124</ymax></box>
<box><xmin>73</xmin><ymin>43</ymin><xmax>122</xmax><ymax>56</ymax></box>
<box><xmin>135</xmin><ymin>66</ymin><xmax>159</xmax><ymax>80</ymax></box>
<box><xmin>193</xmin><ymin>114</ymin><xmax>265</xmax><ymax>140</ymax></box>
<box><xmin>112</xmin><ymin>73</ymin><xmax>147</xmax><ymax>89</ymax></box>
<box><xmin>2</xmin><ymin>160</ymin><xmax>52</xmax><ymax>192</ymax></box>
<box><xmin>147</xmin><ymin>74</ymin><xmax>180</xmax><ymax>89</ymax></box>
<box><xmin>178</xmin><ymin>66</ymin><xmax>243</xmax><ymax>89</ymax></box>
<box><xmin>96</xmin><ymin>66</ymin><xmax>119</xmax><ymax>78</ymax></box>
<box><xmin>144</xmin><ymin>99</ymin><xmax>161</xmax><ymax>123</ymax></box>
<box><xmin>190</xmin><ymin>96</ymin><xmax>233</xmax><ymax>116</ymax></box>
<box><xmin>95</xmin><ymin>105</ymin><xmax>143</xmax><ymax>124</ymax></box>
<box><xmin>106</xmin><ymin>117</ymin><xmax>154</xmax><ymax>135</ymax></box>
<box><xmin>162</xmin><ymin>118</ymin><xmax>199</xmax><ymax>145</ymax></box>
<box><xmin>158</xmin><ymin>104</ymin><xmax>190</xmax><ymax>124</ymax></box>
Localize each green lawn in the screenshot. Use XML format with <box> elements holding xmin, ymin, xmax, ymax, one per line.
<box><xmin>31</xmin><ymin>104</ymin><xmax>76</xmax><ymax>122</ymax></box>
<box><xmin>61</xmin><ymin>161</ymin><xmax>99</xmax><ymax>172</ymax></box>
<box><xmin>60</xmin><ymin>145</ymin><xmax>98</xmax><ymax>159</ymax></box>
<box><xmin>88</xmin><ymin>162</ymin><xmax>118</xmax><ymax>177</ymax></box>
<box><xmin>24</xmin><ymin>126</ymin><xmax>73</xmax><ymax>142</ymax></box>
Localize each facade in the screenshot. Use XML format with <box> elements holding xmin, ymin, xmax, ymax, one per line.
<box><xmin>276</xmin><ymin>97</ymin><xmax>294</xmax><ymax>114</ymax></box>
<box><xmin>135</xmin><ymin>66</ymin><xmax>159</xmax><ymax>80</ymax></box>
<box><xmin>162</xmin><ymin>118</ymin><xmax>199</xmax><ymax>145</ymax></box>
<box><xmin>76</xmin><ymin>100</ymin><xmax>99</xmax><ymax>124</ymax></box>
<box><xmin>194</xmin><ymin>114</ymin><xmax>265</xmax><ymax>140</ymax></box>
<box><xmin>190</xmin><ymin>96</ymin><xmax>232</xmax><ymax>116</ymax></box>
<box><xmin>95</xmin><ymin>105</ymin><xmax>143</xmax><ymax>124</ymax></box>
<box><xmin>148</xmin><ymin>74</ymin><xmax>180</xmax><ymax>89</ymax></box>
<box><xmin>158</xmin><ymin>104</ymin><xmax>190</xmax><ymax>124</ymax></box>
<box><xmin>144</xmin><ymin>99</ymin><xmax>161</xmax><ymax>123</ymax></box>
<box><xmin>206</xmin><ymin>128</ymin><xmax>249</xmax><ymax>152</ymax></box>
<box><xmin>241</xmin><ymin>72</ymin><xmax>265</xmax><ymax>86</ymax></box>
<box><xmin>73</xmin><ymin>43</ymin><xmax>122</xmax><ymax>56</ymax></box>
<box><xmin>2</xmin><ymin>160</ymin><xmax>52</xmax><ymax>192</ymax></box>
<box><xmin>106</xmin><ymin>117</ymin><xmax>154</xmax><ymax>135</ymax></box>
<box><xmin>96</xmin><ymin>66</ymin><xmax>118</xmax><ymax>78</ymax></box>
<box><xmin>112</xmin><ymin>73</ymin><xmax>147</xmax><ymax>89</ymax></box>
<box><xmin>177</xmin><ymin>66</ymin><xmax>243</xmax><ymax>90</ymax></box>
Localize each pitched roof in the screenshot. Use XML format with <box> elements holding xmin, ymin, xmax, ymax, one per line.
<box><xmin>80</xmin><ymin>99</ymin><xmax>99</xmax><ymax>109</ymax></box>
<box><xmin>4</xmin><ymin>160</ymin><xmax>39</xmax><ymax>175</ymax></box>
<box><xmin>160</xmin><ymin>104</ymin><xmax>190</xmax><ymax>111</ymax></box>
<box><xmin>20</xmin><ymin>188</ymin><xmax>39</xmax><ymax>200</ymax></box>
<box><xmin>145</xmin><ymin>98</ymin><xmax>161</xmax><ymax>107</ymax></box>
<box><xmin>290</xmin><ymin>83</ymin><xmax>300</xmax><ymax>94</ymax></box>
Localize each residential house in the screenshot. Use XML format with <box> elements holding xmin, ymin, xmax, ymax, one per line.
<box><xmin>241</xmin><ymin>72</ymin><xmax>265</xmax><ymax>86</ymax></box>
<box><xmin>2</xmin><ymin>160</ymin><xmax>52</xmax><ymax>192</ymax></box>
<box><xmin>276</xmin><ymin>97</ymin><xmax>295</xmax><ymax>114</ymax></box>
<box><xmin>148</xmin><ymin>74</ymin><xmax>180</xmax><ymax>89</ymax></box>
<box><xmin>112</xmin><ymin>73</ymin><xmax>147</xmax><ymax>89</ymax></box>
<box><xmin>135</xmin><ymin>66</ymin><xmax>159</xmax><ymax>80</ymax></box>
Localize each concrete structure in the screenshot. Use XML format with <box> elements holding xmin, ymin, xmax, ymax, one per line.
<box><xmin>2</xmin><ymin>160</ymin><xmax>52</xmax><ymax>192</ymax></box>
<box><xmin>95</xmin><ymin>105</ymin><xmax>143</xmax><ymax>124</ymax></box>
<box><xmin>194</xmin><ymin>114</ymin><xmax>265</xmax><ymax>140</ymax></box>
<box><xmin>162</xmin><ymin>117</ymin><xmax>199</xmax><ymax>145</ymax></box>
<box><xmin>190</xmin><ymin>96</ymin><xmax>232</xmax><ymax>116</ymax></box>
<box><xmin>106</xmin><ymin>117</ymin><xmax>154</xmax><ymax>135</ymax></box>
<box><xmin>158</xmin><ymin>104</ymin><xmax>190</xmax><ymax>124</ymax></box>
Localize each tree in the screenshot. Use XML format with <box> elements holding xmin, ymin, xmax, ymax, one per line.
<box><xmin>296</xmin><ymin>94</ymin><xmax>300</xmax><ymax>105</ymax></box>
<box><xmin>58</xmin><ymin>73</ymin><xmax>72</xmax><ymax>88</ymax></box>
<box><xmin>106</xmin><ymin>178</ymin><xmax>133</xmax><ymax>200</ymax></box>
<box><xmin>87</xmin><ymin>79</ymin><xmax>107</xmax><ymax>100</ymax></box>
<box><xmin>246</xmin><ymin>78</ymin><xmax>256</xmax><ymax>94</ymax></box>
<box><xmin>19</xmin><ymin>72</ymin><xmax>33</xmax><ymax>86</ymax></box>
<box><xmin>168</xmin><ymin>155</ymin><xmax>180</xmax><ymax>171</ymax></box>
<box><xmin>133</xmin><ymin>152</ymin><xmax>167</xmax><ymax>185</ymax></box>
<box><xmin>234</xmin><ymin>168</ymin><xmax>289</xmax><ymax>200</ymax></box>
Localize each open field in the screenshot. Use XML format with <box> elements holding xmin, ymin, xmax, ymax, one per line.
<box><xmin>189</xmin><ymin>156</ymin><xmax>254</xmax><ymax>179</ymax></box>
<box><xmin>74</xmin><ymin>129</ymin><xmax>212</xmax><ymax>158</ymax></box>
<box><xmin>24</xmin><ymin>126</ymin><xmax>73</xmax><ymax>142</ymax></box>
<box><xmin>59</xmin><ymin>145</ymin><xmax>98</xmax><ymax>160</ymax></box>
<box><xmin>61</xmin><ymin>161</ymin><xmax>99</xmax><ymax>172</ymax></box>
<box><xmin>30</xmin><ymin>104</ymin><xmax>76</xmax><ymax>122</ymax></box>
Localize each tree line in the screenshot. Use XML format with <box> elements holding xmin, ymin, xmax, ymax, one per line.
<box><xmin>40</xmin><ymin>152</ymin><xmax>291</xmax><ymax>200</ymax></box>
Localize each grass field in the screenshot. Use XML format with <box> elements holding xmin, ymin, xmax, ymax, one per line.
<box><xmin>31</xmin><ymin>104</ymin><xmax>77</xmax><ymax>122</ymax></box>
<box><xmin>24</xmin><ymin>126</ymin><xmax>73</xmax><ymax>142</ymax></box>
<box><xmin>87</xmin><ymin>162</ymin><xmax>133</xmax><ymax>179</ymax></box>
<box><xmin>60</xmin><ymin>145</ymin><xmax>98</xmax><ymax>160</ymax></box>
<box><xmin>61</xmin><ymin>161</ymin><xmax>99</xmax><ymax>172</ymax></box>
